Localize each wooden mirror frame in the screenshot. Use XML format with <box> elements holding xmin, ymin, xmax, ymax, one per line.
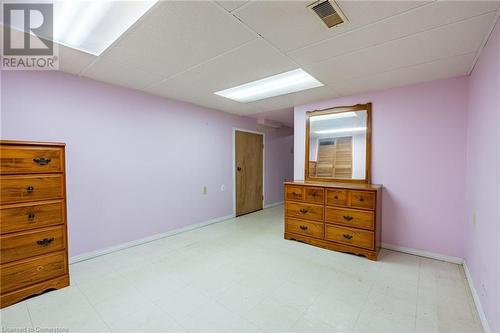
<box><xmin>305</xmin><ymin>103</ymin><xmax>372</xmax><ymax>184</ymax></box>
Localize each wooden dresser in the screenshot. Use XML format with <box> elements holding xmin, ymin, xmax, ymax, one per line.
<box><xmin>284</xmin><ymin>181</ymin><xmax>382</xmax><ymax>260</ymax></box>
<box><xmin>0</xmin><ymin>140</ymin><xmax>69</xmax><ymax>308</ymax></box>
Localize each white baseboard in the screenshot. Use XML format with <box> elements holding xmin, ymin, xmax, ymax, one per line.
<box><xmin>264</xmin><ymin>201</ymin><xmax>284</xmax><ymax>209</ymax></box>
<box><xmin>383</xmin><ymin>243</ymin><xmax>489</xmax><ymax>332</ymax></box>
<box><xmin>381</xmin><ymin>242</ymin><xmax>464</xmax><ymax>264</ymax></box>
<box><xmin>69</xmin><ymin>213</ymin><xmax>235</xmax><ymax>264</ymax></box>
<box><xmin>463</xmin><ymin>261</ymin><xmax>491</xmax><ymax>333</ymax></box>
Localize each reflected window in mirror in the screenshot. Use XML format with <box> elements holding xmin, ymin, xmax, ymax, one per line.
<box><xmin>306</xmin><ymin>103</ymin><xmax>371</xmax><ymax>183</ymax></box>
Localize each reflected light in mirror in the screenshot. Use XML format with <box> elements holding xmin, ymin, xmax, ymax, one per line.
<box><xmin>314</xmin><ymin>127</ymin><xmax>367</xmax><ymax>135</ymax></box>
<box><xmin>310</xmin><ymin>112</ymin><xmax>357</xmax><ymax>122</ymax></box>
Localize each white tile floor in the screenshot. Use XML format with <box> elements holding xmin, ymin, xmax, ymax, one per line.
<box><xmin>1</xmin><ymin>206</ymin><xmax>483</xmax><ymax>333</ymax></box>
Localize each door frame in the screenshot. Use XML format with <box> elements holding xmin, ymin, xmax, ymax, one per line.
<box><xmin>232</xmin><ymin>128</ymin><xmax>265</xmax><ymax>216</ymax></box>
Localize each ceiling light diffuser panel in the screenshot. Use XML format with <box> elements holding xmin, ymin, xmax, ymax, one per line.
<box><xmin>215</xmin><ymin>69</ymin><xmax>324</xmax><ymax>103</ymax></box>
<box><xmin>4</xmin><ymin>0</ymin><xmax>158</xmax><ymax>56</ymax></box>
<box><xmin>53</xmin><ymin>0</ymin><xmax>157</xmax><ymax>55</ymax></box>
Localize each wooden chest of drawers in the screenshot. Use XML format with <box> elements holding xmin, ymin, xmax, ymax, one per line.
<box><xmin>0</xmin><ymin>141</ymin><xmax>69</xmax><ymax>308</ymax></box>
<box><xmin>284</xmin><ymin>181</ymin><xmax>382</xmax><ymax>260</ymax></box>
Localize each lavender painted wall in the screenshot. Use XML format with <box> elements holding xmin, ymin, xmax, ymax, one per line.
<box><xmin>0</xmin><ymin>71</ymin><xmax>293</xmax><ymax>257</ymax></box>
<box><xmin>465</xmin><ymin>18</ymin><xmax>500</xmax><ymax>333</ymax></box>
<box><xmin>294</xmin><ymin>77</ymin><xmax>469</xmax><ymax>258</ymax></box>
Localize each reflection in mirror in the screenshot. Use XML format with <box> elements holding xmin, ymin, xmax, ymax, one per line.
<box><xmin>308</xmin><ymin>108</ymin><xmax>368</xmax><ymax>180</ymax></box>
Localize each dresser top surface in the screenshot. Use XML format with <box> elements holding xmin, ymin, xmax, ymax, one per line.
<box><xmin>285</xmin><ymin>180</ymin><xmax>382</xmax><ymax>191</ymax></box>
<box><xmin>1</xmin><ymin>140</ymin><xmax>65</xmax><ymax>147</ymax></box>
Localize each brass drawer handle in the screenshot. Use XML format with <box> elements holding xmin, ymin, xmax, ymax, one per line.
<box><xmin>28</xmin><ymin>212</ymin><xmax>36</xmax><ymax>221</ymax></box>
<box><xmin>26</xmin><ymin>186</ymin><xmax>34</xmax><ymax>193</ymax></box>
<box><xmin>299</xmin><ymin>208</ymin><xmax>309</xmax><ymax>214</ymax></box>
<box><xmin>343</xmin><ymin>234</ymin><xmax>353</xmax><ymax>240</ymax></box>
<box><xmin>359</xmin><ymin>197</ymin><xmax>364</xmax><ymax>202</ymax></box>
<box><xmin>343</xmin><ymin>215</ymin><xmax>353</xmax><ymax>221</ymax></box>
<box><xmin>33</xmin><ymin>157</ymin><xmax>51</xmax><ymax>165</ymax></box>
<box><xmin>299</xmin><ymin>225</ymin><xmax>308</xmax><ymax>230</ymax></box>
<box><xmin>334</xmin><ymin>195</ymin><xmax>338</xmax><ymax>199</ymax></box>
<box><xmin>292</xmin><ymin>192</ymin><xmax>300</xmax><ymax>196</ymax></box>
<box><xmin>36</xmin><ymin>237</ymin><xmax>54</xmax><ymax>246</ymax></box>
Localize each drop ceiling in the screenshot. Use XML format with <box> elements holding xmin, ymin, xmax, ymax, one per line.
<box><xmin>24</xmin><ymin>1</ymin><xmax>500</xmax><ymax>115</ymax></box>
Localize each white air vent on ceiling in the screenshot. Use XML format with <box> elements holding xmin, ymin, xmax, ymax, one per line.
<box><xmin>308</xmin><ymin>0</ymin><xmax>347</xmax><ymax>29</ymax></box>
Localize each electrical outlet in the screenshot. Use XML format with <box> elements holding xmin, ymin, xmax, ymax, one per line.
<box><xmin>203</xmin><ymin>186</ymin><xmax>207</xmax><ymax>195</ymax></box>
<box><xmin>220</xmin><ymin>185</ymin><xmax>225</xmax><ymax>191</ymax></box>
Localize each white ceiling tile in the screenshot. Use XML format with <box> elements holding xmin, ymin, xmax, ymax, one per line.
<box><xmin>57</xmin><ymin>44</ymin><xmax>96</xmax><ymax>75</ymax></box>
<box><xmin>289</xmin><ymin>1</ymin><xmax>500</xmax><ymax>65</ymax></box>
<box><xmin>144</xmin><ymin>38</ymin><xmax>298</xmax><ymax>110</ymax></box>
<box><xmin>53</xmin><ymin>0</ymin><xmax>499</xmax><ymax>115</ymax></box>
<box><xmin>216</xmin><ymin>1</ymin><xmax>248</xmax><ymax>12</ymax></box>
<box><xmin>100</xmin><ymin>1</ymin><xmax>256</xmax><ymax>78</ymax></box>
<box><xmin>235</xmin><ymin>0</ymin><xmax>429</xmax><ymax>52</ymax></box>
<box><xmin>82</xmin><ymin>58</ymin><xmax>163</xmax><ymax>91</ymax></box>
<box><xmin>245</xmin><ymin>85</ymin><xmax>341</xmax><ymax>114</ymax></box>
<box><xmin>304</xmin><ymin>12</ymin><xmax>495</xmax><ymax>85</ymax></box>
<box><xmin>173</xmin><ymin>38</ymin><xmax>298</xmax><ymax>93</ymax></box>
<box><xmin>337</xmin><ymin>52</ymin><xmax>475</xmax><ymax>97</ymax></box>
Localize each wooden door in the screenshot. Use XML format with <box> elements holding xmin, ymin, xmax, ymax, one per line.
<box><xmin>235</xmin><ymin>131</ymin><xmax>263</xmax><ymax>216</ymax></box>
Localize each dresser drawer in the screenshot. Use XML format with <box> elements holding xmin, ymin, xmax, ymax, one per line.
<box><xmin>325</xmin><ymin>225</ymin><xmax>374</xmax><ymax>250</ymax></box>
<box><xmin>0</xmin><ymin>146</ymin><xmax>63</xmax><ymax>175</ymax></box>
<box><xmin>349</xmin><ymin>191</ymin><xmax>375</xmax><ymax>210</ymax></box>
<box><xmin>0</xmin><ymin>200</ymin><xmax>65</xmax><ymax>234</ymax></box>
<box><xmin>0</xmin><ymin>174</ymin><xmax>63</xmax><ymax>204</ymax></box>
<box><xmin>0</xmin><ymin>251</ymin><xmax>67</xmax><ymax>293</ymax></box>
<box><xmin>285</xmin><ymin>185</ymin><xmax>304</xmax><ymax>202</ymax></box>
<box><xmin>305</xmin><ymin>187</ymin><xmax>324</xmax><ymax>204</ymax></box>
<box><xmin>285</xmin><ymin>202</ymin><xmax>324</xmax><ymax>222</ymax></box>
<box><xmin>285</xmin><ymin>218</ymin><xmax>324</xmax><ymax>239</ymax></box>
<box><xmin>1</xmin><ymin>226</ymin><xmax>65</xmax><ymax>264</ymax></box>
<box><xmin>326</xmin><ymin>189</ymin><xmax>348</xmax><ymax>206</ymax></box>
<box><xmin>325</xmin><ymin>207</ymin><xmax>374</xmax><ymax>230</ymax></box>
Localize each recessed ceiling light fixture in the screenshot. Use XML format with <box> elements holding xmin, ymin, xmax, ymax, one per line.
<box><xmin>53</xmin><ymin>1</ymin><xmax>158</xmax><ymax>55</ymax></box>
<box><xmin>5</xmin><ymin>1</ymin><xmax>158</xmax><ymax>56</ymax></box>
<box><xmin>214</xmin><ymin>69</ymin><xmax>323</xmax><ymax>103</ymax></box>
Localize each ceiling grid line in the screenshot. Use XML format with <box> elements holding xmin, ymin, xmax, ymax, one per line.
<box><xmin>286</xmin><ymin>0</ymin><xmax>434</xmax><ymax>55</ymax></box>
<box><xmin>302</xmin><ymin>10</ymin><xmax>498</xmax><ymax>68</ymax></box>
<box><xmin>45</xmin><ymin>0</ymin><xmax>499</xmax><ymax>116</ymax></box>
<box><xmin>468</xmin><ymin>6</ymin><xmax>500</xmax><ymax>74</ymax></box>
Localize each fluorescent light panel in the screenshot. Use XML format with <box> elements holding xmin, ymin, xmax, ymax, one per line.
<box><xmin>51</xmin><ymin>1</ymin><xmax>157</xmax><ymax>55</ymax></box>
<box><xmin>4</xmin><ymin>1</ymin><xmax>157</xmax><ymax>55</ymax></box>
<box><xmin>315</xmin><ymin>127</ymin><xmax>367</xmax><ymax>135</ymax></box>
<box><xmin>214</xmin><ymin>69</ymin><xmax>323</xmax><ymax>103</ymax></box>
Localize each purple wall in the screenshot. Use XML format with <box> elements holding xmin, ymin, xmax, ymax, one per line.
<box><xmin>294</xmin><ymin>77</ymin><xmax>469</xmax><ymax>258</ymax></box>
<box><xmin>0</xmin><ymin>71</ymin><xmax>293</xmax><ymax>257</ymax></box>
<box><xmin>465</xmin><ymin>19</ymin><xmax>500</xmax><ymax>333</ymax></box>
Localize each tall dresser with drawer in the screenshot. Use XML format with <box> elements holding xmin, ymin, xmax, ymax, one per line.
<box><xmin>0</xmin><ymin>140</ymin><xmax>69</xmax><ymax>308</ymax></box>
<box><xmin>284</xmin><ymin>181</ymin><xmax>382</xmax><ymax>260</ymax></box>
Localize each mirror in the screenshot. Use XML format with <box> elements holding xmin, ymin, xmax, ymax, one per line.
<box><xmin>305</xmin><ymin>103</ymin><xmax>371</xmax><ymax>183</ymax></box>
